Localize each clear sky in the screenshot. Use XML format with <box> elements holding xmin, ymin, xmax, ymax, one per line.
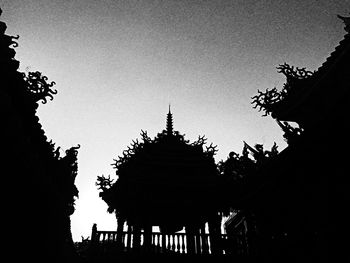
<box><xmin>1</xmin><ymin>0</ymin><xmax>348</xmax><ymax>241</ymax></box>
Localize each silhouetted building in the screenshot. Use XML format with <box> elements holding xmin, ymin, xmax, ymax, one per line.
<box><xmin>219</xmin><ymin>141</ymin><xmax>279</xmax><ymax>258</ymax></box>
<box><xmin>246</xmin><ymin>14</ymin><xmax>350</xmax><ymax>262</ymax></box>
<box><xmin>1</xmin><ymin>9</ymin><xmax>80</xmax><ymax>262</ymax></box>
<box><xmin>93</xmin><ymin>109</ymin><xmax>245</xmax><ymax>260</ymax></box>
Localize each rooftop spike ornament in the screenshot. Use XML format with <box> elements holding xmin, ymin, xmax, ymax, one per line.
<box><xmin>166</xmin><ymin>104</ymin><xmax>174</xmax><ymax>136</ymax></box>
<box><xmin>338</xmin><ymin>13</ymin><xmax>350</xmax><ymax>33</ymax></box>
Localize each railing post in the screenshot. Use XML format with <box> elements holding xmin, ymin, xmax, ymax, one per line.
<box><xmin>126</xmin><ymin>225</ymin><xmax>132</xmax><ymax>251</ymax></box>
<box><xmin>186</xmin><ymin>226</ymin><xmax>196</xmax><ymax>254</ymax></box>
<box><xmin>166</xmin><ymin>234</ymin><xmax>171</xmax><ymax>251</ymax></box>
<box><xmin>151</xmin><ymin>233</ymin><xmax>156</xmax><ymax>253</ymax></box>
<box><xmin>121</xmin><ymin>231</ymin><xmax>126</xmax><ymax>247</ymax></box>
<box><xmin>201</xmin><ymin>227</ymin><xmax>209</xmax><ymax>254</ymax></box>
<box><xmin>152</xmin><ymin>233</ymin><xmax>156</xmax><ymax>252</ymax></box>
<box><xmin>161</xmin><ymin>233</ymin><xmax>166</xmax><ymax>253</ymax></box>
<box><xmin>181</xmin><ymin>234</ymin><xmax>186</xmax><ymax>254</ymax></box>
<box><xmin>195</xmin><ymin>233</ymin><xmax>200</xmax><ymax>254</ymax></box>
<box><xmin>176</xmin><ymin>235</ymin><xmax>180</xmax><ymax>253</ymax></box>
<box><xmin>171</xmin><ymin>234</ymin><xmax>175</xmax><ymax>251</ymax></box>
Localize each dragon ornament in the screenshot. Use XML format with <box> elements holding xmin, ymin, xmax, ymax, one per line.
<box><xmin>252</xmin><ymin>63</ymin><xmax>314</xmax><ymax>116</ymax></box>
<box><xmin>24</xmin><ymin>71</ymin><xmax>57</xmax><ymax>104</ymax></box>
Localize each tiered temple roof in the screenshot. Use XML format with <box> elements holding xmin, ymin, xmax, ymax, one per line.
<box><xmin>98</xmin><ymin>109</ymin><xmax>221</xmax><ymax>231</ymax></box>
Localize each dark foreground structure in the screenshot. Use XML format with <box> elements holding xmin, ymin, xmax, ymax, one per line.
<box><xmin>1</xmin><ymin>9</ymin><xmax>80</xmax><ymax>262</ymax></box>
<box><xmin>246</xmin><ymin>14</ymin><xmax>349</xmax><ymax>262</ymax></box>
<box><xmin>2</xmin><ymin>6</ymin><xmax>348</xmax><ymax>261</ymax></box>
<box><xmin>90</xmin><ymin>15</ymin><xmax>349</xmax><ymax>263</ymax></box>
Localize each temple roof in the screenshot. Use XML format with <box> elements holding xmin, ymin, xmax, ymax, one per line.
<box><xmin>114</xmin><ymin>110</ymin><xmax>218</xmax><ymax>180</ymax></box>
<box><xmin>265</xmin><ymin>15</ymin><xmax>350</xmax><ymax>126</ymax></box>
<box><xmin>315</xmin><ymin>15</ymin><xmax>350</xmax><ymax>79</ymax></box>
<box><xmin>100</xmin><ymin>110</ymin><xmax>221</xmax><ymax>228</ymax></box>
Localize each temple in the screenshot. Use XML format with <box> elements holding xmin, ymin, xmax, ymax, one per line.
<box><xmin>239</xmin><ymin>14</ymin><xmax>349</xmax><ymax>261</ymax></box>
<box><xmin>3</xmin><ymin>5</ymin><xmax>345</xmax><ymax>261</ymax></box>
<box><xmin>91</xmin><ymin>16</ymin><xmax>349</xmax><ymax>262</ymax></box>
<box><xmin>93</xmin><ymin>109</ymin><xmax>243</xmax><ymax>260</ymax></box>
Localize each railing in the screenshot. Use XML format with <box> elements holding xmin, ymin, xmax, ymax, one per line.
<box><xmin>91</xmin><ymin>227</ymin><xmax>248</xmax><ymax>256</ymax></box>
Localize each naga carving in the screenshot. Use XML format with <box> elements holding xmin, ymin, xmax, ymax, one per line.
<box><xmin>252</xmin><ymin>63</ymin><xmax>314</xmax><ymax>116</ymax></box>
<box><xmin>24</xmin><ymin>71</ymin><xmax>57</xmax><ymax>104</ymax></box>
<box><xmin>96</xmin><ymin>175</ymin><xmax>114</xmax><ymax>191</ymax></box>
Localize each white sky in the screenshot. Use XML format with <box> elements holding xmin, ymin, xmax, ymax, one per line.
<box><xmin>1</xmin><ymin>0</ymin><xmax>348</xmax><ymax>241</ymax></box>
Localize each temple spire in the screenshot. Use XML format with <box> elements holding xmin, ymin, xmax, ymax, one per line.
<box><xmin>166</xmin><ymin>105</ymin><xmax>173</xmax><ymax>136</ymax></box>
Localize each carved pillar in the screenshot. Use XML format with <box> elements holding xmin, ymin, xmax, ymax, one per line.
<box><xmin>143</xmin><ymin>224</ymin><xmax>152</xmax><ymax>251</ymax></box>
<box><xmin>133</xmin><ymin>225</ymin><xmax>141</xmax><ymax>251</ymax></box>
<box><xmin>201</xmin><ymin>224</ymin><xmax>209</xmax><ymax>254</ymax></box>
<box><xmin>209</xmin><ymin>213</ymin><xmax>222</xmax><ymax>255</ymax></box>
<box><xmin>116</xmin><ymin>217</ymin><xmax>124</xmax><ymax>247</ymax></box>
<box><xmin>244</xmin><ymin>210</ymin><xmax>257</xmax><ymax>256</ymax></box>
<box><xmin>89</xmin><ymin>224</ymin><xmax>98</xmax><ymax>258</ymax></box>
<box><xmin>186</xmin><ymin>226</ymin><xmax>196</xmax><ymax>254</ymax></box>
<box><xmin>91</xmin><ymin>223</ymin><xmax>98</xmax><ymax>244</ymax></box>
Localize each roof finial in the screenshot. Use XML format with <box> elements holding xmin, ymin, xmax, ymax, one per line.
<box><xmin>166</xmin><ymin>104</ymin><xmax>173</xmax><ymax>136</ymax></box>
<box><xmin>338</xmin><ymin>14</ymin><xmax>350</xmax><ymax>33</ymax></box>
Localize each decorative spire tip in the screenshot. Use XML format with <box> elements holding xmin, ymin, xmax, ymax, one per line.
<box><xmin>166</xmin><ymin>105</ymin><xmax>174</xmax><ymax>136</ymax></box>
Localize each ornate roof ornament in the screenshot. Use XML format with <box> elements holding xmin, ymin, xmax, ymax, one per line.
<box><xmin>338</xmin><ymin>14</ymin><xmax>350</xmax><ymax>33</ymax></box>
<box><xmin>251</xmin><ymin>63</ymin><xmax>314</xmax><ymax>117</ymax></box>
<box><xmin>24</xmin><ymin>71</ymin><xmax>57</xmax><ymax>104</ymax></box>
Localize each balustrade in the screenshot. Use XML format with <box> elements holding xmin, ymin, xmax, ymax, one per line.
<box><xmin>91</xmin><ymin>229</ymin><xmax>245</xmax><ymax>255</ymax></box>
